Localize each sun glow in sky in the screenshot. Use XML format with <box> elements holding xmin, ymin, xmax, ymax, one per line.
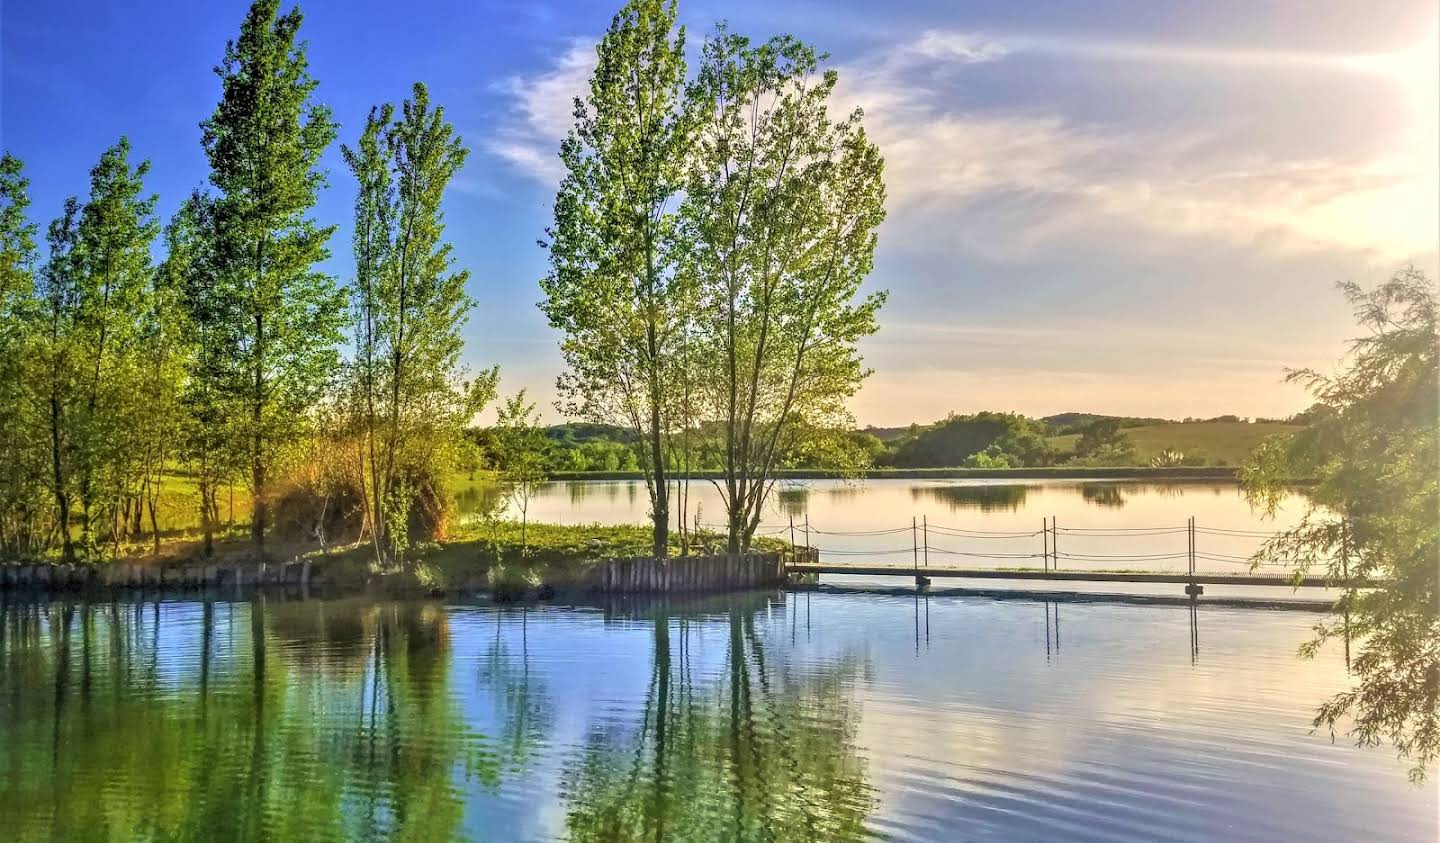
<box><xmin>3</xmin><ymin>1</ymin><xmax>1437</xmax><ymax>425</ymax></box>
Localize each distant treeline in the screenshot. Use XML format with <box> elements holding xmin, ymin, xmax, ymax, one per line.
<box><xmin>475</xmin><ymin>409</ymin><xmax>1311</xmax><ymax>474</ymax></box>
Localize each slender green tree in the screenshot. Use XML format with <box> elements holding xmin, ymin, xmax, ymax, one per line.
<box><xmin>71</xmin><ymin>138</ymin><xmax>160</xmax><ymax>553</ymax></box>
<box><xmin>133</xmin><ymin>223</ymin><xmax>189</xmax><ymax>555</ymax></box>
<box><xmin>37</xmin><ymin>200</ymin><xmax>83</xmax><ymax>562</ymax></box>
<box><xmin>341</xmin><ymin>83</ymin><xmax>497</xmax><ymax>564</ymax></box>
<box><xmin>0</xmin><ymin>153</ymin><xmax>48</xmax><ymax>558</ymax></box>
<box><xmin>682</xmin><ymin>30</ymin><xmax>886</xmax><ymax>551</ymax></box>
<box><xmin>201</xmin><ymin>0</ymin><xmax>346</xmax><ymax>552</ymax></box>
<box><xmin>343</xmin><ymin>102</ymin><xmax>394</xmax><ymax>562</ymax></box>
<box><xmin>541</xmin><ymin>0</ymin><xmax>695</xmax><ymax>557</ymax></box>
<box><xmin>1243</xmin><ymin>268</ymin><xmax>1438</xmax><ymax>782</ymax></box>
<box><xmin>161</xmin><ymin>192</ymin><xmax>236</xmax><ymax>557</ymax></box>
<box><xmin>493</xmin><ymin>390</ymin><xmax>548</xmax><ymax>554</ymax></box>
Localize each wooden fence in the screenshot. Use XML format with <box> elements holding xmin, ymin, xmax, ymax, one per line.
<box><xmin>0</xmin><ymin>561</ymin><xmax>311</xmax><ymax>592</ymax></box>
<box><xmin>589</xmin><ymin>548</ymin><xmax>817</xmax><ymax>594</ymax></box>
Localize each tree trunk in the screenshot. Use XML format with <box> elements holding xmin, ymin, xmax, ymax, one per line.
<box><xmin>198</xmin><ymin>470</ymin><xmax>213</xmax><ymax>558</ymax></box>
<box><xmin>650</xmin><ymin>422</ymin><xmax>669</xmax><ymax>559</ymax></box>
<box><xmin>49</xmin><ymin>392</ymin><xmax>74</xmax><ymax>564</ymax></box>
<box><xmin>148</xmin><ymin>493</ymin><xmax>160</xmax><ymax>557</ymax></box>
<box><xmin>251</xmin><ymin>457</ymin><xmax>266</xmax><ymax>552</ymax></box>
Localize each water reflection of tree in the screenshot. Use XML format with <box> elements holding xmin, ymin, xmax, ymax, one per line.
<box><xmin>911</xmin><ymin>483</ymin><xmax>1029</xmax><ymax>513</ymax></box>
<box><xmin>775</xmin><ymin>486</ymin><xmax>809</xmax><ymax>520</ymax></box>
<box><xmin>0</xmin><ymin>598</ymin><xmax>497</xmax><ymax>841</ymax></box>
<box><xmin>479</xmin><ymin>607</ymin><xmax>553</xmax><ymax>776</ymax></box>
<box><xmin>563</xmin><ymin>607</ymin><xmax>874</xmax><ymax>841</ymax></box>
<box><xmin>455</xmin><ymin>482</ymin><xmax>506</xmax><ymax>521</ymax></box>
<box><xmin>1078</xmin><ymin>483</ymin><xmax>1126</xmax><ymax>508</ymax></box>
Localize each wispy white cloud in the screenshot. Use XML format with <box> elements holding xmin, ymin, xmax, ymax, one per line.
<box><xmin>488</xmin><ymin>38</ymin><xmax>597</xmax><ymax>185</ymax></box>
<box><xmin>913</xmin><ymin>28</ymin><xmax>1420</xmax><ymax>74</ymax></box>
<box><xmin>485</xmin><ymin>18</ymin><xmax>1437</xmax><ymax>423</ymax></box>
<box><xmin>835</xmin><ymin>28</ymin><xmax>1438</xmax><ymax>264</ymax></box>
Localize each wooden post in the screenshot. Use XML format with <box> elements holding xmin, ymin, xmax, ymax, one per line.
<box><xmin>1051</xmin><ymin>517</ymin><xmax>1058</xmax><ymax>570</ymax></box>
<box><xmin>804</xmin><ymin>514</ymin><xmax>811</xmax><ymax>551</ymax></box>
<box><xmin>912</xmin><ymin>517</ymin><xmax>918</xmax><ymax>574</ymax></box>
<box><xmin>922</xmin><ymin>515</ymin><xmax>929</xmax><ymax>568</ymax></box>
<box><xmin>789</xmin><ymin>514</ymin><xmax>796</xmax><ymax>554</ymax></box>
<box><xmin>1189</xmin><ymin>516</ymin><xmax>1196</xmax><ymax>577</ymax></box>
<box><xmin>1184</xmin><ymin>516</ymin><xmax>1204</xmax><ymax>597</ymax></box>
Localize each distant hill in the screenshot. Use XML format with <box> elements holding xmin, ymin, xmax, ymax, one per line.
<box><xmin>1041</xmin><ymin>412</ymin><xmax>1170</xmax><ymax>433</ymax></box>
<box><xmin>861</xmin><ymin>425</ymin><xmax>917</xmax><ymax>442</ymax></box>
<box><xmin>1048</xmin><ymin>420</ymin><xmax>1301</xmax><ymax>465</ymax></box>
<box><xmin>544</xmin><ymin>422</ymin><xmax>636</xmax><ymax>443</ymax></box>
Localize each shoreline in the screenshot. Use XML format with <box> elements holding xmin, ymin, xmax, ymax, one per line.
<box><xmin>547</xmin><ymin>466</ymin><xmax>1248</xmax><ymax>481</ymax></box>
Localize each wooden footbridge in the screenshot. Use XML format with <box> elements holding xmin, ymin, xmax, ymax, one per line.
<box><xmin>784</xmin><ymin>562</ymin><xmax>1340</xmax><ymax>592</ymax></box>
<box><xmin>769</xmin><ymin>515</ymin><xmax>1361</xmax><ymax>596</ymax></box>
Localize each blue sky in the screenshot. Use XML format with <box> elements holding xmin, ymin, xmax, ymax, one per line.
<box><xmin>4</xmin><ymin>0</ymin><xmax>1436</xmax><ymax>425</ymax></box>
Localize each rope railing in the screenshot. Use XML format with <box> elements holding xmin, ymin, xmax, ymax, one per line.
<box><xmin>757</xmin><ymin>514</ymin><xmax>1329</xmax><ymax>577</ymax></box>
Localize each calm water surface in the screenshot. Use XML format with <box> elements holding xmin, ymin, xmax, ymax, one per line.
<box><xmin>463</xmin><ymin>478</ymin><xmax>1323</xmax><ymax>598</ymax></box>
<box><xmin>1</xmin><ymin>593</ymin><xmax>1431</xmax><ymax>841</ymax></box>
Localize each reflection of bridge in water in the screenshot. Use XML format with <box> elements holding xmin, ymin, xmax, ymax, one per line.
<box><xmin>780</xmin><ymin>586</ymin><xmax>1213</xmax><ymax>667</ymax></box>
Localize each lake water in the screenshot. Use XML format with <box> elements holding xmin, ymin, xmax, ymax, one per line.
<box><xmin>1</xmin><ymin>593</ymin><xmax>1431</xmax><ymax>841</ymax></box>
<box><xmin>462</xmin><ymin>478</ymin><xmax>1326</xmax><ymax>598</ymax></box>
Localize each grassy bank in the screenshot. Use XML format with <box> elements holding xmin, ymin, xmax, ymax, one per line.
<box><xmin>3</xmin><ymin>519</ymin><xmax>789</xmax><ymax>597</ymax></box>
<box><xmin>1047</xmin><ymin>421</ymin><xmax>1300</xmax><ymax>464</ymax></box>
<box><xmin>548</xmin><ymin>466</ymin><xmax>1244</xmax><ymax>481</ymax></box>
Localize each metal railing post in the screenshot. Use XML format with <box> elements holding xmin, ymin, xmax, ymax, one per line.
<box><xmin>912</xmin><ymin>516</ymin><xmax>918</xmax><ymax>575</ymax></box>
<box><xmin>1051</xmin><ymin>516</ymin><xmax>1059</xmax><ymax>570</ymax></box>
<box><xmin>923</xmin><ymin>515</ymin><xmax>929</xmax><ymax>568</ymax></box>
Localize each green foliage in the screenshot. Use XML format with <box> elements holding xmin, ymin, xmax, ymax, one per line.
<box><xmin>1050</xmin><ymin>420</ymin><xmax>1300</xmax><ymax>466</ymax></box>
<box><xmin>0</xmin><ymin>153</ymin><xmax>48</xmax><ymax>558</ymax></box>
<box><xmin>73</xmin><ymin>139</ymin><xmax>163</xmax><ymax>553</ymax></box>
<box><xmin>681</xmin><ymin>27</ymin><xmax>886</xmax><ymax>552</ymax></box>
<box><xmin>493</xmin><ymin>391</ymin><xmax>549</xmax><ymax>553</ymax></box>
<box><xmin>202</xmin><ymin>0</ymin><xmax>346</xmax><ymax>550</ymax></box>
<box><xmin>33</xmin><ymin>139</ymin><xmax>162</xmax><ymax>559</ymax></box>
<box><xmin>1073</xmin><ymin>418</ymin><xmax>1130</xmax><ymax>459</ymax></box>
<box><xmin>963</xmin><ymin>444</ymin><xmax>1020</xmax><ymax>469</ymax></box>
<box><xmin>886</xmin><ymin>411</ymin><xmax>1052</xmax><ymax>468</ymax></box>
<box><xmin>541</xmin><ymin>0</ymin><xmax>694</xmax><ymax>557</ymax></box>
<box><xmin>1042</xmin><ymin>411</ymin><xmax>1166</xmax><ymax>435</ymax></box>
<box><xmin>163</xmin><ymin>192</ymin><xmax>240</xmax><ymax>556</ymax></box>
<box><xmin>340</xmin><ymin>81</ymin><xmax>498</xmax><ymax>564</ymax></box>
<box><xmin>1242</xmin><ymin>268</ymin><xmax>1438</xmax><ymax>782</ymax></box>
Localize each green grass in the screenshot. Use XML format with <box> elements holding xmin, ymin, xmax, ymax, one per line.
<box><xmin>150</xmin><ymin>470</ymin><xmax>494</xmax><ymax>534</ymax></box>
<box><xmin>306</xmin><ymin>520</ymin><xmax>792</xmax><ymax>593</ymax></box>
<box><xmin>1048</xmin><ymin>421</ymin><xmax>1300</xmax><ymax>465</ymax></box>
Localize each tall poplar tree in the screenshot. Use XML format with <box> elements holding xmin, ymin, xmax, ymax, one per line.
<box><xmin>72</xmin><ymin>138</ymin><xmax>160</xmax><ymax>552</ymax></box>
<box><xmin>161</xmin><ymin>192</ymin><xmax>235</xmax><ymax>557</ymax></box>
<box><xmin>0</xmin><ymin>154</ymin><xmax>46</xmax><ymax>558</ymax></box>
<box><xmin>38</xmin><ymin>200</ymin><xmax>82</xmax><ymax>563</ymax></box>
<box><xmin>541</xmin><ymin>0</ymin><xmax>694</xmax><ymax>557</ymax></box>
<box><xmin>682</xmin><ymin>31</ymin><xmax>885</xmax><ymax>552</ymax></box>
<box><xmin>202</xmin><ymin>0</ymin><xmax>345</xmax><ymax>552</ymax></box>
<box><xmin>342</xmin><ymin>83</ymin><xmax>496</xmax><ymax>564</ymax></box>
